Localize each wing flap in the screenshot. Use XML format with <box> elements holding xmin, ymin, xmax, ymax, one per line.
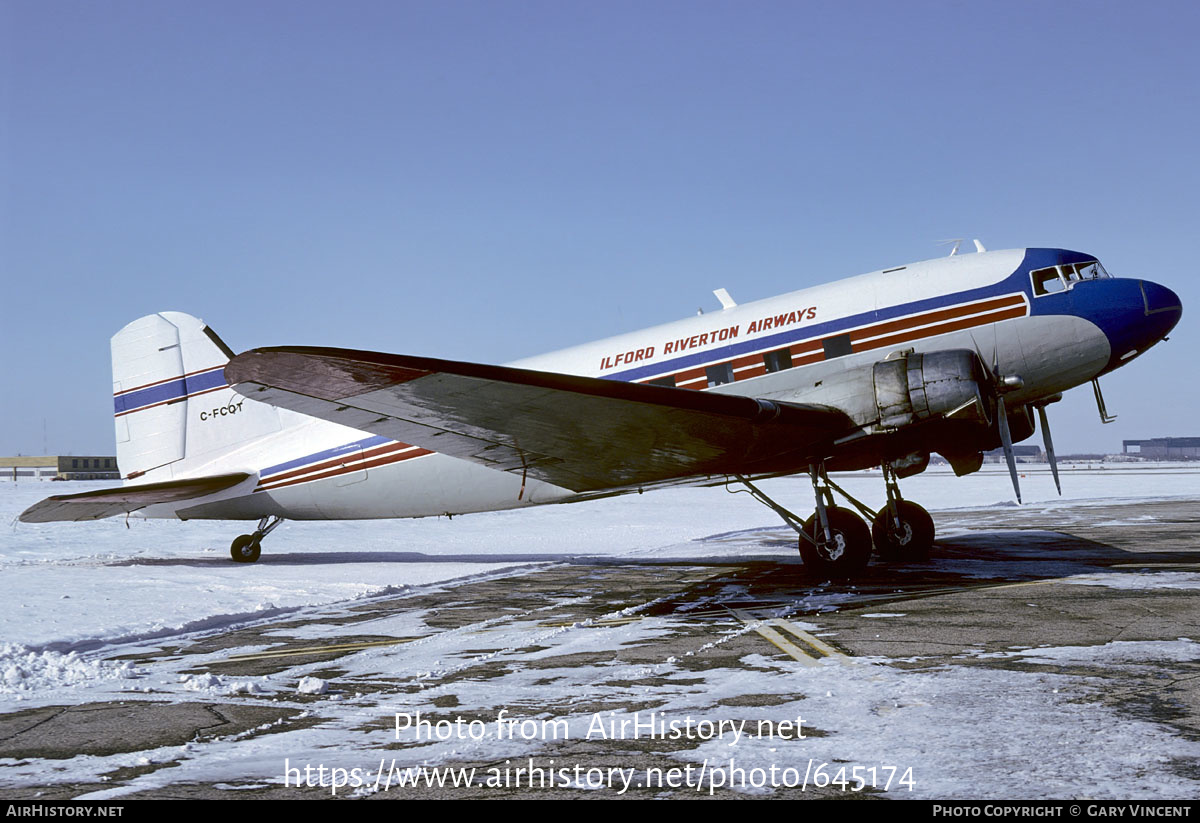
<box><xmin>19</xmin><ymin>473</ymin><xmax>252</xmax><ymax>523</ymax></box>
<box><xmin>226</xmin><ymin>348</ymin><xmax>854</xmax><ymax>492</ymax></box>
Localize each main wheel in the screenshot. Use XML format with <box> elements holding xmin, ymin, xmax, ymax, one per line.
<box><xmin>800</xmin><ymin>507</ymin><xmax>871</xmax><ymax>578</ymax></box>
<box><xmin>871</xmin><ymin>501</ymin><xmax>934</xmax><ymax>562</ymax></box>
<box><xmin>230</xmin><ymin>534</ymin><xmax>262</xmax><ymax>563</ymax></box>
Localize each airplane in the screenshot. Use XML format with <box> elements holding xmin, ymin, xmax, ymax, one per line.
<box><xmin>20</xmin><ymin>244</ymin><xmax>1182</xmax><ymax>577</ymax></box>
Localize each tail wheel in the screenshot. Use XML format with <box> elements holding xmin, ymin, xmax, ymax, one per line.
<box><xmin>871</xmin><ymin>501</ymin><xmax>934</xmax><ymax>562</ymax></box>
<box><xmin>800</xmin><ymin>507</ymin><xmax>871</xmax><ymax>578</ymax></box>
<box><xmin>230</xmin><ymin>534</ymin><xmax>262</xmax><ymax>563</ymax></box>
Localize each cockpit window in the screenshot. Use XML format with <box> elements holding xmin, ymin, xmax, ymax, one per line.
<box><xmin>1031</xmin><ymin>259</ymin><xmax>1110</xmax><ymax>296</ymax></box>
<box><xmin>1074</xmin><ymin>260</ymin><xmax>1110</xmax><ymax>280</ymax></box>
<box><xmin>1031</xmin><ymin>266</ymin><xmax>1067</xmax><ymax>295</ymax></box>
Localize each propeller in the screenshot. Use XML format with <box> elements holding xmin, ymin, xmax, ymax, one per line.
<box><xmin>971</xmin><ymin>333</ymin><xmax>1058</xmax><ymax>504</ymax></box>
<box><xmin>1036</xmin><ymin>396</ymin><xmax>1063</xmax><ymax>495</ymax></box>
<box><xmin>995</xmin><ymin>393</ymin><xmax>1021</xmax><ymax>504</ymax></box>
<box><xmin>986</xmin><ymin>338</ymin><xmax>1023</xmax><ymax>504</ymax></box>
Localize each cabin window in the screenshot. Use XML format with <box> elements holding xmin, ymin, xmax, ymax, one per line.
<box><xmin>763</xmin><ymin>348</ymin><xmax>793</xmax><ymax>373</ymax></box>
<box><xmin>705</xmin><ymin>363</ymin><xmax>734</xmax><ymax>387</ymax></box>
<box><xmin>648</xmin><ymin>376</ymin><xmax>676</xmax><ymax>388</ymax></box>
<box><xmin>822</xmin><ymin>334</ymin><xmax>853</xmax><ymax>360</ymax></box>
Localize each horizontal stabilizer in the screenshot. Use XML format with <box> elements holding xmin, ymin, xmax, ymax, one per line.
<box><xmin>226</xmin><ymin>347</ymin><xmax>855</xmax><ymax>492</ymax></box>
<box><xmin>19</xmin><ymin>473</ymin><xmax>252</xmax><ymax>523</ymax></box>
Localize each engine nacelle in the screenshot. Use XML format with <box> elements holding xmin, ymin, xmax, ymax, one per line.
<box><xmin>939</xmin><ymin>403</ymin><xmax>1036</xmax><ymax>476</ymax></box>
<box><xmin>872</xmin><ymin>350</ymin><xmax>993</xmax><ymax>431</ymax></box>
<box><xmin>791</xmin><ymin>349</ymin><xmax>1016</xmax><ymax>474</ymax></box>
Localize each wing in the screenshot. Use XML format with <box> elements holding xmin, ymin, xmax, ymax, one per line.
<box><xmin>226</xmin><ymin>348</ymin><xmax>855</xmax><ymax>493</ymax></box>
<box><xmin>19</xmin><ymin>473</ymin><xmax>252</xmax><ymax>523</ymax></box>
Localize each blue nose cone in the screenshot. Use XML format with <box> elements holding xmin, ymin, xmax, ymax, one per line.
<box><xmin>1141</xmin><ymin>279</ymin><xmax>1183</xmax><ymax>318</ymax></box>
<box><xmin>1100</xmin><ymin>279</ymin><xmax>1182</xmax><ymax>373</ymax></box>
<box><xmin>1139</xmin><ymin>280</ymin><xmax>1183</xmax><ymax>353</ymax></box>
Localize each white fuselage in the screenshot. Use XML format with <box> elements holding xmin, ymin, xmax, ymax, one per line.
<box><xmin>136</xmin><ymin>248</ymin><xmax>1141</xmax><ymax>521</ymax></box>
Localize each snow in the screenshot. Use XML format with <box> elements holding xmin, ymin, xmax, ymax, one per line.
<box><xmin>0</xmin><ymin>644</ymin><xmax>137</xmax><ymax>694</ymax></box>
<box><xmin>296</xmin><ymin>677</ymin><xmax>329</xmax><ymax>695</ymax></box>
<box><xmin>2</xmin><ymin>462</ymin><xmax>1199</xmax><ymax>798</ymax></box>
<box><xmin>5</xmin><ymin>462</ymin><xmax>1193</xmax><ymax>652</ymax></box>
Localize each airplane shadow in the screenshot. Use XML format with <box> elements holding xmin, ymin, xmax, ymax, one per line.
<box><xmin>106</xmin><ymin>551</ymin><xmax>797</xmax><ymax>568</ymax></box>
<box><xmin>635</xmin><ymin>529</ymin><xmax>1200</xmax><ymax>617</ymax></box>
<box><xmin>107</xmin><ymin>528</ymin><xmax>1200</xmax><ymax>584</ymax></box>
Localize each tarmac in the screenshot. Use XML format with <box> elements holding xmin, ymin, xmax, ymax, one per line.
<box><xmin>3</xmin><ymin>497</ymin><xmax>1199</xmax><ymax>800</ymax></box>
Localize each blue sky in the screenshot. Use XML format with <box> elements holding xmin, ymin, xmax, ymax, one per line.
<box><xmin>2</xmin><ymin>0</ymin><xmax>1197</xmax><ymax>457</ymax></box>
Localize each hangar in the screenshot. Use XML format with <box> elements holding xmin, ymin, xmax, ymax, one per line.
<box><xmin>0</xmin><ymin>456</ymin><xmax>120</xmax><ymax>481</ymax></box>
<box><xmin>1122</xmin><ymin>438</ymin><xmax>1200</xmax><ymax>460</ymax></box>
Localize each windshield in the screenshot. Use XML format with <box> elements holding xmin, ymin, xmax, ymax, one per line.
<box><xmin>1031</xmin><ymin>259</ymin><xmax>1110</xmax><ymax>296</ymax></box>
<box><xmin>1073</xmin><ymin>260</ymin><xmax>1110</xmax><ymax>280</ymax></box>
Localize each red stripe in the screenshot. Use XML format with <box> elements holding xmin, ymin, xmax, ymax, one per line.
<box><xmin>659</xmin><ymin>297</ymin><xmax>1026</xmax><ymax>389</ymax></box>
<box><xmin>853</xmin><ymin>306</ymin><xmax>1027</xmax><ymax>353</ymax></box>
<box><xmin>848</xmin><ymin>295</ymin><xmax>1024</xmax><ymax>343</ymax></box>
<box><xmin>115</xmin><ymin>365</ymin><xmax>226</xmax><ymax>397</ymax></box>
<box><xmin>258</xmin><ymin>446</ymin><xmax>432</xmax><ymax>491</ymax></box>
<box><xmin>260</xmin><ymin>440</ymin><xmax>421</xmax><ymax>485</ymax></box>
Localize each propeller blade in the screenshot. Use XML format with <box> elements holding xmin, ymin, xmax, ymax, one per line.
<box><xmin>997</xmin><ymin>396</ymin><xmax>1022</xmax><ymax>504</ymax></box>
<box><xmin>1038</xmin><ymin>405</ymin><xmax>1061</xmax><ymax>495</ymax></box>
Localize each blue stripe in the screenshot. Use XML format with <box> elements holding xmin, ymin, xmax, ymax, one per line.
<box><xmin>603</xmin><ymin>248</ymin><xmax>1093</xmax><ymax>382</ymax></box>
<box><xmin>602</xmin><ymin>270</ymin><xmax>1017</xmax><ymax>383</ymax></box>
<box><xmin>114</xmin><ymin>367</ymin><xmax>228</xmax><ymax>414</ymax></box>
<box><xmin>255</xmin><ymin>248</ymin><xmax>1101</xmax><ymax>485</ymax></box>
<box><xmin>259</xmin><ymin>435</ymin><xmax>392</xmax><ymax>479</ymax></box>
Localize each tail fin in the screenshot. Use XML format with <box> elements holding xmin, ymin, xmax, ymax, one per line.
<box><xmin>112</xmin><ymin>312</ymin><xmax>282</xmax><ymax>480</ymax></box>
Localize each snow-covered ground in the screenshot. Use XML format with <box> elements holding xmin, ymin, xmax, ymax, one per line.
<box><xmin>2</xmin><ymin>462</ymin><xmax>1199</xmax><ymax>798</ymax></box>
<box><xmin>4</xmin><ymin>462</ymin><xmax>1191</xmax><ymax>652</ymax></box>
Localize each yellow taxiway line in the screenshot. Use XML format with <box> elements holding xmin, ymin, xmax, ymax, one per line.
<box><xmin>728</xmin><ymin>608</ymin><xmax>850</xmax><ymax>665</ymax></box>
<box><xmin>213</xmin><ymin>637</ymin><xmax>420</xmax><ymax>663</ymax></box>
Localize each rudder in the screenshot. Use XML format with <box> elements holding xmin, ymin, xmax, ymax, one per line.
<box><xmin>112</xmin><ymin>312</ymin><xmax>282</xmax><ymax>480</ymax></box>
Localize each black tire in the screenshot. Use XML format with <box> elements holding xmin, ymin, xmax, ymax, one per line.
<box><xmin>871</xmin><ymin>501</ymin><xmax>934</xmax><ymax>562</ymax></box>
<box><xmin>230</xmin><ymin>534</ymin><xmax>262</xmax><ymax>563</ymax></box>
<box><xmin>799</xmin><ymin>507</ymin><xmax>871</xmax><ymax>578</ymax></box>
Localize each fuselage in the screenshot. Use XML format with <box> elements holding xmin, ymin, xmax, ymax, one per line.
<box><xmin>137</xmin><ymin>247</ymin><xmax>1182</xmax><ymax>521</ymax></box>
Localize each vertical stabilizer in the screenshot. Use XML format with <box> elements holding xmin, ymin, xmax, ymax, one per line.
<box><xmin>111</xmin><ymin>312</ymin><xmax>282</xmax><ymax>480</ymax></box>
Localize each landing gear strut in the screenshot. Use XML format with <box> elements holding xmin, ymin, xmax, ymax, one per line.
<box><xmin>230</xmin><ymin>516</ymin><xmax>284</xmax><ymax>563</ymax></box>
<box><xmin>800</xmin><ymin>465</ymin><xmax>871</xmax><ymax>578</ymax></box>
<box><xmin>733</xmin><ymin>466</ymin><xmax>872</xmax><ymax>579</ymax></box>
<box><xmin>870</xmin><ymin>463</ymin><xmax>934</xmax><ymax>562</ymax></box>
<box><xmin>733</xmin><ymin>460</ymin><xmax>936</xmax><ymax>578</ymax></box>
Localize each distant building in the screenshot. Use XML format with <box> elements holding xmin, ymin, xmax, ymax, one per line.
<box><xmin>1122</xmin><ymin>438</ymin><xmax>1200</xmax><ymax>460</ymax></box>
<box><xmin>0</xmin><ymin>456</ymin><xmax>120</xmax><ymax>481</ymax></box>
<box><xmin>983</xmin><ymin>444</ymin><xmax>1044</xmax><ymax>463</ymax></box>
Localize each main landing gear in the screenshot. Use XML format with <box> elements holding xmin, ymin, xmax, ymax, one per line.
<box><xmin>870</xmin><ymin>463</ymin><xmax>934</xmax><ymax>563</ymax></box>
<box><xmin>230</xmin><ymin>515</ymin><xmax>284</xmax><ymax>563</ymax></box>
<box><xmin>735</xmin><ymin>462</ymin><xmax>935</xmax><ymax>578</ymax></box>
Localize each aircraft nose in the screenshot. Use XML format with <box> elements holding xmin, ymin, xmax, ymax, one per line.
<box><xmin>1141</xmin><ymin>280</ymin><xmax>1183</xmax><ymax>318</ymax></box>
<box><xmin>1114</xmin><ymin>279</ymin><xmax>1183</xmax><ymax>369</ymax></box>
<box><xmin>1093</xmin><ymin>278</ymin><xmax>1181</xmax><ymax>374</ymax></box>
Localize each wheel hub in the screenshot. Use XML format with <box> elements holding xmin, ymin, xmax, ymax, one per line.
<box><xmin>818</xmin><ymin>532</ymin><xmax>846</xmax><ymax>562</ymax></box>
